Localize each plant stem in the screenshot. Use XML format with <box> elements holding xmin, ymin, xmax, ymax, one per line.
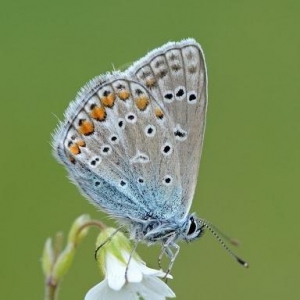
<box><xmin>78</xmin><ymin>220</ymin><xmax>106</xmax><ymax>232</ymax></box>
<box><xmin>43</xmin><ymin>218</ymin><xmax>107</xmax><ymax>299</ymax></box>
<box><xmin>45</xmin><ymin>280</ymin><xmax>58</xmax><ymax>300</ymax></box>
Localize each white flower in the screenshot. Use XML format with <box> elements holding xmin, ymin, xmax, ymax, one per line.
<box><xmin>85</xmin><ymin>228</ymin><xmax>176</xmax><ymax>300</ymax></box>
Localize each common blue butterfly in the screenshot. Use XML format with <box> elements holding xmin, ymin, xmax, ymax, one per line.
<box><xmin>52</xmin><ymin>38</ymin><xmax>247</xmax><ymax>272</ymax></box>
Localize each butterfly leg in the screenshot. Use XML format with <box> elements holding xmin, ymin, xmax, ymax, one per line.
<box><xmin>125</xmin><ymin>240</ymin><xmax>139</xmax><ymax>282</ymax></box>
<box><xmin>164</xmin><ymin>242</ymin><xmax>180</xmax><ymax>279</ymax></box>
<box><xmin>94</xmin><ymin>226</ymin><xmax>123</xmax><ymax>260</ymax></box>
<box><xmin>158</xmin><ymin>243</ymin><xmax>165</xmax><ymax>269</ymax></box>
<box><xmin>158</xmin><ymin>246</ymin><xmax>172</xmax><ymax>282</ymax></box>
<box><xmin>158</xmin><ymin>232</ymin><xmax>177</xmax><ymax>270</ymax></box>
<box><xmin>159</xmin><ymin>233</ymin><xmax>180</xmax><ymax>279</ymax></box>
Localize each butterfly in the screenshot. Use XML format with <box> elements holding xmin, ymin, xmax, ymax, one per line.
<box><xmin>52</xmin><ymin>38</ymin><xmax>247</xmax><ymax>273</ymax></box>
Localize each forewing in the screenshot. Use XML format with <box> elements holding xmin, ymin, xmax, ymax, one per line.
<box><xmin>52</xmin><ymin>73</ymin><xmax>182</xmax><ymax>221</ymax></box>
<box><xmin>127</xmin><ymin>38</ymin><xmax>208</xmax><ymax>215</ymax></box>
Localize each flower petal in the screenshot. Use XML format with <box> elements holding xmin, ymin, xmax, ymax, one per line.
<box><xmin>85</xmin><ymin>280</ymin><xmax>108</xmax><ymax>300</ymax></box>
<box><xmin>136</xmin><ymin>262</ymin><xmax>173</xmax><ymax>279</ymax></box>
<box><xmin>105</xmin><ymin>253</ymin><xmax>126</xmax><ymax>290</ymax></box>
<box><xmin>139</xmin><ymin>275</ymin><xmax>176</xmax><ymax>299</ymax></box>
<box><xmin>104</xmin><ymin>284</ymin><xmax>139</xmax><ymax>300</ymax></box>
<box><xmin>85</xmin><ymin>279</ymin><xmax>140</xmax><ymax>300</ymax></box>
<box><xmin>121</xmin><ymin>252</ymin><xmax>143</xmax><ymax>283</ymax></box>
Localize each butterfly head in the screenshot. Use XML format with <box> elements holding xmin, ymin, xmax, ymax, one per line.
<box><xmin>181</xmin><ymin>213</ymin><xmax>205</xmax><ymax>242</ymax></box>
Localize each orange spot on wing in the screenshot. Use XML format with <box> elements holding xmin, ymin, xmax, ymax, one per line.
<box><xmin>69</xmin><ymin>143</ymin><xmax>81</xmax><ymax>155</ymax></box>
<box><xmin>90</xmin><ymin>106</ymin><xmax>106</xmax><ymax>121</ymax></box>
<box><xmin>78</xmin><ymin>120</ymin><xmax>94</xmax><ymax>135</ymax></box>
<box><xmin>117</xmin><ymin>90</ymin><xmax>130</xmax><ymax>100</ymax></box>
<box><xmin>154</xmin><ymin>107</ymin><xmax>164</xmax><ymax>119</ymax></box>
<box><xmin>135</xmin><ymin>95</ymin><xmax>149</xmax><ymax>111</ymax></box>
<box><xmin>76</xmin><ymin>140</ymin><xmax>86</xmax><ymax>147</ymax></box>
<box><xmin>101</xmin><ymin>93</ymin><xmax>115</xmax><ymax>107</ymax></box>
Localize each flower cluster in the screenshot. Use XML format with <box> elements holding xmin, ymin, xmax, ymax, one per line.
<box><xmin>85</xmin><ymin>228</ymin><xmax>175</xmax><ymax>300</ymax></box>
<box><xmin>42</xmin><ymin>217</ymin><xmax>175</xmax><ymax>300</ymax></box>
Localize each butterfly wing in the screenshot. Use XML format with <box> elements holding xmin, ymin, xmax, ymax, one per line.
<box><xmin>128</xmin><ymin>38</ymin><xmax>208</xmax><ymax>217</ymax></box>
<box><xmin>52</xmin><ymin>73</ymin><xmax>183</xmax><ymax>221</ymax></box>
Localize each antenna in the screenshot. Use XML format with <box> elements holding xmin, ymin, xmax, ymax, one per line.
<box><xmin>200</xmin><ymin>219</ymin><xmax>249</xmax><ymax>268</ymax></box>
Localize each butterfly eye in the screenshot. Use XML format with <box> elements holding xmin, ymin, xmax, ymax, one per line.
<box><xmin>187</xmin><ymin>217</ymin><xmax>197</xmax><ymax>235</ymax></box>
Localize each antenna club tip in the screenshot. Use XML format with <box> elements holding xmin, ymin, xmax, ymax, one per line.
<box><xmin>236</xmin><ymin>257</ymin><xmax>249</xmax><ymax>268</ymax></box>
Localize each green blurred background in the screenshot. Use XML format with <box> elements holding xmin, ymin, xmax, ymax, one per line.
<box><xmin>1</xmin><ymin>0</ymin><xmax>299</xmax><ymax>299</ymax></box>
